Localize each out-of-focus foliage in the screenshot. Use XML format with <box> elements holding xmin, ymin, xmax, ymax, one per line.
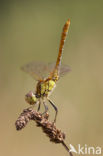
<box><xmin>0</xmin><ymin>1</ymin><xmax>103</xmax><ymax>156</ymax></box>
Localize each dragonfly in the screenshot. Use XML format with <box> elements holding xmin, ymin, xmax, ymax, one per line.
<box><xmin>21</xmin><ymin>19</ymin><xmax>71</xmax><ymax>123</ymax></box>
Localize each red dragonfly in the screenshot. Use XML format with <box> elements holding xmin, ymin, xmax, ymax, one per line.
<box><xmin>21</xmin><ymin>19</ymin><xmax>71</xmax><ymax>123</ymax></box>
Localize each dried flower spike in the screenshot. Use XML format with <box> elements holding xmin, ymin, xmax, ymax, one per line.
<box><xmin>15</xmin><ymin>108</ymin><xmax>73</xmax><ymax>156</ymax></box>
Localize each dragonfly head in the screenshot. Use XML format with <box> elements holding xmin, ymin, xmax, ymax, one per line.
<box><xmin>25</xmin><ymin>91</ymin><xmax>37</xmax><ymax>105</ymax></box>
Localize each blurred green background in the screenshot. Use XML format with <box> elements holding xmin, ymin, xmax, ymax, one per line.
<box><xmin>0</xmin><ymin>1</ymin><xmax>103</xmax><ymax>156</ymax></box>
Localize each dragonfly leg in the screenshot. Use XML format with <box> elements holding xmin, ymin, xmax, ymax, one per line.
<box><xmin>42</xmin><ymin>99</ymin><xmax>48</xmax><ymax>115</ymax></box>
<box><xmin>47</xmin><ymin>98</ymin><xmax>58</xmax><ymax>123</ymax></box>
<box><xmin>37</xmin><ymin>100</ymin><xmax>41</xmax><ymax>111</ymax></box>
<box><xmin>37</xmin><ymin>102</ymin><xmax>41</xmax><ymax>111</ymax></box>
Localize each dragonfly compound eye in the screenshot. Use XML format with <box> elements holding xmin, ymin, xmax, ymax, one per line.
<box><xmin>25</xmin><ymin>91</ymin><xmax>37</xmax><ymax>105</ymax></box>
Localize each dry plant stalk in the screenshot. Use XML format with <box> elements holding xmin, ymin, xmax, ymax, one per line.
<box><xmin>15</xmin><ymin>108</ymin><xmax>73</xmax><ymax>156</ymax></box>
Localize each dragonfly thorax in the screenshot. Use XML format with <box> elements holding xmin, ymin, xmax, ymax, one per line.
<box><xmin>36</xmin><ymin>79</ymin><xmax>56</xmax><ymax>97</ymax></box>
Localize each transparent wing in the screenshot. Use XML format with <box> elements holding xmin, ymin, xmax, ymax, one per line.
<box><xmin>59</xmin><ymin>64</ymin><xmax>71</xmax><ymax>77</ymax></box>
<box><xmin>21</xmin><ymin>61</ymin><xmax>71</xmax><ymax>80</ymax></box>
<box><xmin>48</xmin><ymin>63</ymin><xmax>71</xmax><ymax>78</ymax></box>
<box><xmin>21</xmin><ymin>61</ymin><xmax>49</xmax><ymax>80</ymax></box>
